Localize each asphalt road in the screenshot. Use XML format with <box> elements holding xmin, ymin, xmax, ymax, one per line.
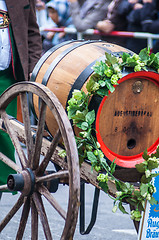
<box><xmin>0</xmin><ymin>182</ymin><xmax>138</xmax><ymax>240</ymax></box>
<box><xmin>0</xmin><ymin>146</ymin><xmax>138</xmax><ymax>240</ymax></box>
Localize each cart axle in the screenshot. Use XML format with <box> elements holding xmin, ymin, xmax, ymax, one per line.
<box><xmin>7</xmin><ymin>169</ymin><xmax>59</xmax><ymax>195</ymax></box>
<box><xmin>7</xmin><ymin>168</ymin><xmax>35</xmax><ymax>195</ymax></box>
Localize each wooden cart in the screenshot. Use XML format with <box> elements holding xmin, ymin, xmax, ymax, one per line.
<box><xmin>0</xmin><ymin>41</ymin><xmax>158</xmax><ymax>239</ymax></box>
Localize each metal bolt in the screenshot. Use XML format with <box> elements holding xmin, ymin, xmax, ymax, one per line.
<box><xmin>132</xmin><ymin>81</ymin><xmax>143</xmax><ymax>94</ymax></box>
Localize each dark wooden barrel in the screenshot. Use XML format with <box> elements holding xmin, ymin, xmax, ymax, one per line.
<box><xmin>30</xmin><ymin>40</ymin><xmax>159</xmax><ymax>170</ymax></box>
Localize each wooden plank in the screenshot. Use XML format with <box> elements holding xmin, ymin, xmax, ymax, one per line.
<box><xmin>0</xmin><ymin>118</ymin><xmax>117</xmax><ymax>196</ymax></box>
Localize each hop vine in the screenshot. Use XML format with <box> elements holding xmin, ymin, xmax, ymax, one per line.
<box><xmin>66</xmin><ymin>47</ymin><xmax>159</xmax><ymax>220</ymax></box>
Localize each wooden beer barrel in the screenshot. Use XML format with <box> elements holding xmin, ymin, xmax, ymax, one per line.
<box><xmin>96</xmin><ymin>71</ymin><xmax>159</xmax><ymax>168</ymax></box>
<box><xmin>30</xmin><ymin>40</ymin><xmax>159</xmax><ymax>170</ymax></box>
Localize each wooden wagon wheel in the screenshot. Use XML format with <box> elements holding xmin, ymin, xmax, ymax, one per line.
<box><xmin>0</xmin><ymin>81</ymin><xmax>80</xmax><ymax>240</ymax></box>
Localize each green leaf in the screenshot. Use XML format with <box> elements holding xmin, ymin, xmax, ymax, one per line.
<box><xmin>119</xmin><ymin>182</ymin><xmax>131</xmax><ymax>193</ymax></box>
<box><xmin>92</xmin><ymin>61</ymin><xmax>108</xmax><ymax>76</ymax></box>
<box><xmin>140</xmin><ymin>183</ymin><xmax>148</xmax><ymax>197</ymax></box>
<box><xmin>99</xmin><ymin>181</ymin><xmax>108</xmax><ymax>193</ymax></box>
<box><xmin>90</xmin><ymin>73</ymin><xmax>101</xmax><ymax>82</ymax></box>
<box><xmin>140</xmin><ymin>174</ymin><xmax>152</xmax><ymax>184</ymax></box>
<box><xmin>72</xmin><ymin>110</ymin><xmax>88</xmax><ymax>123</ymax></box>
<box><xmin>148</xmin><ymin>159</ymin><xmax>158</xmax><ymax>170</ymax></box>
<box><xmin>147</xmin><ymin>53</ymin><xmax>156</xmax><ymax>66</ymax></box>
<box><xmin>156</xmin><ymin>52</ymin><xmax>159</xmax><ymax>58</ymax></box>
<box><xmin>85</xmin><ymin>110</ymin><xmax>95</xmax><ymax>125</ymax></box>
<box><xmin>96</xmin><ymin>87</ymin><xmax>108</xmax><ymax>97</ymax></box>
<box><xmin>142</xmin><ymin>66</ymin><xmax>148</xmax><ymax>71</ymax></box>
<box><xmin>135</xmin><ymin>162</ymin><xmax>147</xmax><ymax>173</ymax></box>
<box><xmin>142</xmin><ymin>149</ymin><xmax>149</xmax><ymax>160</ymax></box>
<box><xmin>67</xmin><ymin>106</ymin><xmax>78</xmax><ymax>120</ymax></box>
<box><xmin>98</xmin><ymin>80</ymin><xmax>106</xmax><ymax>87</ymax></box>
<box><xmin>87</xmin><ymin>151</ymin><xmax>97</xmax><ymax>163</ymax></box>
<box><xmin>105</xmin><ymin>79</ymin><xmax>115</xmax><ymax>93</ymax></box>
<box><xmin>110</xmin><ymin>159</ymin><xmax>116</xmax><ymax>174</ymax></box>
<box><xmin>105</xmin><ymin>52</ymin><xmax>118</xmax><ymax>66</ymax></box>
<box><xmin>139</xmin><ymin>48</ymin><xmax>149</xmax><ymax>62</ymax></box>
<box><xmin>76</xmin><ymin>121</ymin><xmax>83</xmax><ymax>128</ymax></box>
<box><xmin>100</xmin><ymin>160</ymin><xmax>111</xmax><ymax>174</ymax></box>
<box><xmin>72</xmin><ymin>89</ymin><xmax>83</xmax><ymax>100</ymax></box>
<box><xmin>127</xmin><ymin>198</ymin><xmax>138</xmax><ymax>206</ymax></box>
<box><xmin>86</xmin><ymin>77</ymin><xmax>100</xmax><ymax>93</ymax></box>
<box><xmin>115</xmin><ymin>180</ymin><xmax>122</xmax><ymax>191</ymax></box>
<box><xmin>126</xmin><ymin>57</ymin><xmax>137</xmax><ymax>67</ymax></box>
<box><xmin>149</xmin><ymin>196</ymin><xmax>158</xmax><ymax>205</ymax></box>
<box><xmin>81</xmin><ymin>122</ymin><xmax>89</xmax><ymax>130</ymax></box>
<box><xmin>138</xmin><ymin>202</ymin><xmax>145</xmax><ymax>212</ymax></box>
<box><xmin>133</xmin><ymin>190</ymin><xmax>142</xmax><ymax>198</ymax></box>
<box><xmin>121</xmin><ymin>52</ymin><xmax>131</xmax><ymax>64</ymax></box>
<box><xmin>118</xmin><ymin>202</ymin><xmax>128</xmax><ymax>214</ymax></box>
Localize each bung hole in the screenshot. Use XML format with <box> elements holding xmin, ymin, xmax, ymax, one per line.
<box><xmin>127</xmin><ymin>139</ymin><xmax>136</xmax><ymax>149</ymax></box>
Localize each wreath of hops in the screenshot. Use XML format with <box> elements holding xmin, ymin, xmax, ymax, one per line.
<box><xmin>64</xmin><ymin>47</ymin><xmax>159</xmax><ymax>221</ymax></box>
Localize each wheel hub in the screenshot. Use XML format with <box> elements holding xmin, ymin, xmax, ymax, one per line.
<box><xmin>7</xmin><ymin>168</ymin><xmax>35</xmax><ymax>195</ymax></box>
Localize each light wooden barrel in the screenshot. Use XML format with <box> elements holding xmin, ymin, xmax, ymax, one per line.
<box><xmin>30</xmin><ymin>40</ymin><xmax>159</xmax><ymax>169</ymax></box>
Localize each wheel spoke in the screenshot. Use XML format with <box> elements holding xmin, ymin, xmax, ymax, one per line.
<box><xmin>37</xmin><ymin>129</ymin><xmax>61</xmax><ymax>175</ymax></box>
<box><xmin>33</xmin><ymin>192</ymin><xmax>52</xmax><ymax>240</ymax></box>
<box><xmin>36</xmin><ymin>170</ymin><xmax>69</xmax><ymax>183</ymax></box>
<box><xmin>31</xmin><ymin>199</ymin><xmax>38</xmax><ymax>240</ymax></box>
<box><xmin>38</xmin><ymin>185</ymin><xmax>66</xmax><ymax>220</ymax></box>
<box><xmin>0</xmin><ymin>110</ymin><xmax>27</xmax><ymax>169</ymax></box>
<box><xmin>32</xmin><ymin>100</ymin><xmax>47</xmax><ymax>170</ymax></box>
<box><xmin>16</xmin><ymin>197</ymin><xmax>30</xmax><ymax>239</ymax></box>
<box><xmin>0</xmin><ymin>82</ymin><xmax>80</xmax><ymax>239</ymax></box>
<box><xmin>0</xmin><ymin>194</ymin><xmax>24</xmax><ymax>231</ymax></box>
<box><xmin>20</xmin><ymin>93</ymin><xmax>34</xmax><ymax>167</ymax></box>
<box><xmin>0</xmin><ymin>152</ymin><xmax>22</xmax><ymax>173</ymax></box>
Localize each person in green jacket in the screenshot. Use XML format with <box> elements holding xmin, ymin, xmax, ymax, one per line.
<box><xmin>0</xmin><ymin>0</ymin><xmax>42</xmax><ymax>199</ymax></box>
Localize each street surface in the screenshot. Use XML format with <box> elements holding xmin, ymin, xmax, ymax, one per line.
<box><xmin>0</xmin><ymin>147</ymin><xmax>138</xmax><ymax>239</ymax></box>
<box><xmin>0</xmin><ymin>183</ymin><xmax>137</xmax><ymax>240</ymax></box>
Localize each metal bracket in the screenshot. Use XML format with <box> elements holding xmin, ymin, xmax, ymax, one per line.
<box><xmin>80</xmin><ymin>181</ymin><xmax>100</xmax><ymax>235</ymax></box>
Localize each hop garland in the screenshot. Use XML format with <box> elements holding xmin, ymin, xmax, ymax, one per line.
<box><xmin>66</xmin><ymin>48</ymin><xmax>159</xmax><ymax>221</ymax></box>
